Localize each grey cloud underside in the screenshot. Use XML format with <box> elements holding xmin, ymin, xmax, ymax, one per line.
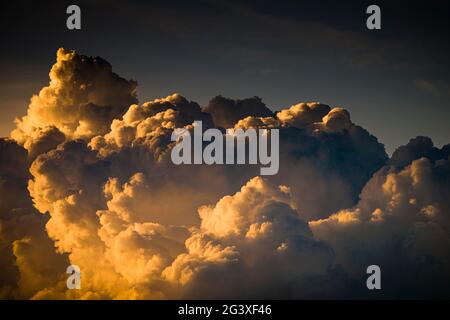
<box><xmin>0</xmin><ymin>49</ymin><xmax>449</xmax><ymax>298</ymax></box>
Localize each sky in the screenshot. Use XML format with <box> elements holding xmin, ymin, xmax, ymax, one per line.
<box><xmin>1</xmin><ymin>0</ymin><xmax>450</xmax><ymax>153</ymax></box>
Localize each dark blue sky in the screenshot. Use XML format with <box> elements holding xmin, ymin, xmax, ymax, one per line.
<box><xmin>1</xmin><ymin>0</ymin><xmax>450</xmax><ymax>153</ymax></box>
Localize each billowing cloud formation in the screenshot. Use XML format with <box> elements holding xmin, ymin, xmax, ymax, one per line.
<box><xmin>11</xmin><ymin>48</ymin><xmax>137</xmax><ymax>158</ymax></box>
<box><xmin>164</xmin><ymin>177</ymin><xmax>350</xmax><ymax>299</ymax></box>
<box><xmin>276</xmin><ymin>102</ymin><xmax>331</xmax><ymax>128</ymax></box>
<box><xmin>311</xmin><ymin>138</ymin><xmax>450</xmax><ymax>297</ymax></box>
<box><xmin>1</xmin><ymin>48</ymin><xmax>449</xmax><ymax>299</ymax></box>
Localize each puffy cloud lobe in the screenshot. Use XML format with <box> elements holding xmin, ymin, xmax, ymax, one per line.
<box><xmin>198</xmin><ymin>176</ymin><xmax>294</xmax><ymax>238</ymax></box>
<box><xmin>276</xmin><ymin>102</ymin><xmax>331</xmax><ymax>128</ymax></box>
<box><xmin>389</xmin><ymin>136</ymin><xmax>450</xmax><ymax>169</ymax></box>
<box><xmin>204</xmin><ymin>95</ymin><xmax>274</xmax><ymax>128</ymax></box>
<box><xmin>102</xmin><ymin>172</ymin><xmax>204</xmax><ymax>226</ymax></box>
<box><xmin>29</xmin><ymin>140</ymin><xmax>110</xmax><ymax>253</ymax></box>
<box><xmin>11</xmin><ymin>48</ymin><xmax>137</xmax><ymax>154</ymax></box>
<box><xmin>234</xmin><ymin>116</ymin><xmax>280</xmax><ymax>129</ymax></box>
<box><xmin>276</xmin><ymin>103</ymin><xmax>352</xmax><ymax>132</ymax></box>
<box><xmin>229</xmin><ymin>102</ymin><xmax>387</xmax><ymax>220</ymax></box>
<box><xmin>98</xmin><ymin>215</ymin><xmax>189</xmax><ymax>288</ymax></box>
<box><xmin>21</xmin><ymin>126</ymin><xmax>65</xmax><ymax>159</ymax></box>
<box><xmin>89</xmin><ymin>93</ymin><xmax>212</xmax><ymax>159</ymax></box>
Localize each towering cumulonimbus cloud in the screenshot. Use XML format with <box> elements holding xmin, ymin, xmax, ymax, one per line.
<box><xmin>1</xmin><ymin>48</ymin><xmax>449</xmax><ymax>299</ymax></box>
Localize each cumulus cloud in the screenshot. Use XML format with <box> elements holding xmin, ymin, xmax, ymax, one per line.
<box><xmin>89</xmin><ymin>93</ymin><xmax>213</xmax><ymax>159</ymax></box>
<box><xmin>276</xmin><ymin>102</ymin><xmax>331</xmax><ymax>128</ymax></box>
<box><xmin>164</xmin><ymin>177</ymin><xmax>350</xmax><ymax>299</ymax></box>
<box><xmin>1</xmin><ymin>48</ymin><xmax>449</xmax><ymax>299</ymax></box>
<box><xmin>11</xmin><ymin>48</ymin><xmax>137</xmax><ymax>156</ymax></box>
<box><xmin>310</xmin><ymin>139</ymin><xmax>450</xmax><ymax>297</ymax></box>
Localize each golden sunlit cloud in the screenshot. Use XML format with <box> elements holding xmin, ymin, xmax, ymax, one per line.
<box><xmin>0</xmin><ymin>49</ymin><xmax>449</xmax><ymax>299</ymax></box>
